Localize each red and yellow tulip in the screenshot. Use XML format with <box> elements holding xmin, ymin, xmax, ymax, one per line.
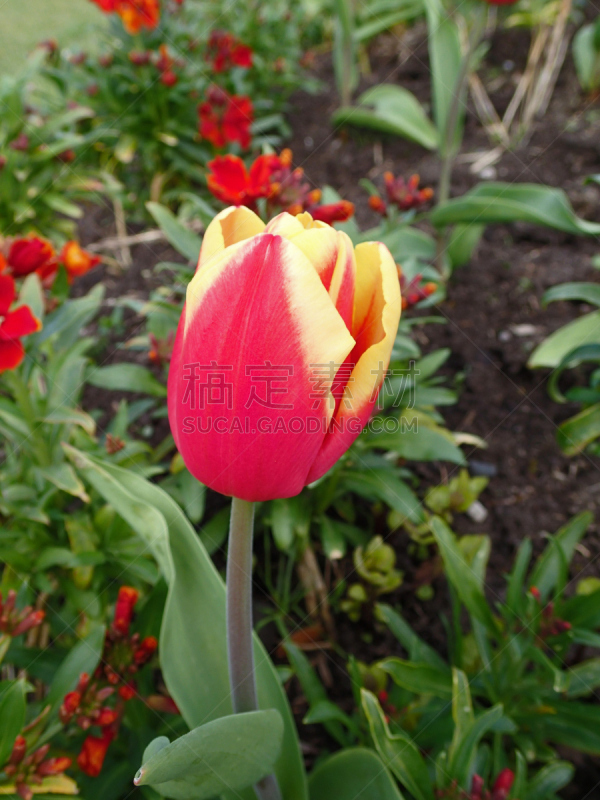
<box><xmin>167</xmin><ymin>207</ymin><xmax>401</xmax><ymax>502</ymax></box>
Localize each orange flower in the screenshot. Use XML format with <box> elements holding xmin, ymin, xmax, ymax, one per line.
<box><xmin>117</xmin><ymin>0</ymin><xmax>160</xmax><ymax>34</ymax></box>
<box><xmin>60</xmin><ymin>242</ymin><xmax>101</xmax><ymax>283</ymax></box>
<box><xmin>206</xmin><ymin>153</ymin><xmax>279</xmax><ymax>206</ymax></box>
<box><xmin>77</xmin><ymin>731</ymin><xmax>114</xmax><ymax>777</ymax></box>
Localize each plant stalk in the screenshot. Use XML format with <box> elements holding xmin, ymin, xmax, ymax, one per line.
<box><xmin>435</xmin><ymin>8</ymin><xmax>488</xmax><ymax>277</ymax></box>
<box><xmin>227</xmin><ymin>497</ymin><xmax>282</xmax><ymax>800</ymax></box>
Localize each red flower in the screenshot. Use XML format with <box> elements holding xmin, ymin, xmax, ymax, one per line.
<box><xmin>161</xmin><ymin>70</ymin><xmax>178</xmax><ymax>87</ymax></box>
<box><xmin>77</xmin><ymin>730</ymin><xmax>113</xmax><ymax>777</ymax></box>
<box><xmin>206</xmin><ymin>31</ymin><xmax>253</xmax><ymax>73</ymax></box>
<box><xmin>37</xmin><ymin>757</ymin><xmax>72</xmax><ymax>777</ymax></box>
<box><xmin>59</xmin><ymin>691</ymin><xmax>81</xmax><ymax>724</ymax></box>
<box><xmin>118</xmin><ymin>0</ymin><xmax>160</xmax><ymax>33</ymax></box>
<box><xmin>0</xmin><ymin>275</ymin><xmax>41</xmax><ymax>373</ymax></box>
<box><xmin>129</xmin><ymin>50</ymin><xmax>151</xmax><ymax>66</ymax></box>
<box><xmin>206</xmin><ymin>154</ymin><xmax>279</xmax><ymax>205</ymax></box>
<box><xmin>10</xmin><ymin>134</ymin><xmax>30</xmax><ymax>152</ymax></box>
<box><xmin>118</xmin><ymin>683</ymin><xmax>136</xmax><ymax>701</ymax></box>
<box><xmin>310</xmin><ymin>201</ymin><xmax>355</xmax><ymax>224</ymax></box>
<box><xmin>198</xmin><ymin>87</ymin><xmax>253</xmax><ymax>149</ymax></box>
<box><xmin>90</xmin><ymin>0</ymin><xmax>119</xmax><ymax>10</ymax></box>
<box><xmin>8</xmin><ymin>237</ymin><xmax>56</xmax><ymax>278</ymax></box>
<box><xmin>113</xmin><ymin>586</ymin><xmax>139</xmax><ymax>635</ymax></box>
<box><xmin>59</xmin><ymin>242</ymin><xmax>101</xmax><ymax>283</ymax></box>
<box><xmin>134</xmin><ymin>636</ymin><xmax>157</xmax><ymax>665</ymax></box>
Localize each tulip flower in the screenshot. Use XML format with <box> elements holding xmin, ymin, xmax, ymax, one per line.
<box><xmin>168</xmin><ymin>206</ymin><xmax>401</xmax><ymax>502</ymax></box>
<box><xmin>0</xmin><ymin>275</ymin><xmax>42</xmax><ymax>373</ymax></box>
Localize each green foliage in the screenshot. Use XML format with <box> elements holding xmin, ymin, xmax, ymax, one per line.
<box><xmin>573</xmin><ymin>16</ymin><xmax>600</xmax><ymax>93</ymax></box>
<box><xmin>341</xmin><ymin>536</ymin><xmax>403</xmax><ymax>621</ymax></box>
<box><xmin>359</xmin><ymin>513</ymin><xmax>600</xmax><ymax>793</ymax></box>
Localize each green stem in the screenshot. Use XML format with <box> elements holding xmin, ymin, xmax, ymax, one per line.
<box><xmin>435</xmin><ymin>8</ymin><xmax>487</xmax><ymax>278</ymax></box>
<box><xmin>227</xmin><ymin>498</ymin><xmax>282</xmax><ymax>800</ymax></box>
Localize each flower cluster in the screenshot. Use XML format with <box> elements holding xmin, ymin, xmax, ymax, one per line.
<box><xmin>0</xmin><ymin>590</ymin><xmax>45</xmax><ymax>638</ymax></box>
<box><xmin>436</xmin><ymin>770</ymin><xmax>515</xmax><ymax>800</ymax></box>
<box><xmin>155</xmin><ymin>44</ymin><xmax>180</xmax><ymax>87</ymax></box>
<box><xmin>369</xmin><ymin>173</ymin><xmax>434</xmax><ymax>216</ymax></box>
<box><xmin>198</xmin><ymin>86</ymin><xmax>253</xmax><ymax>149</ymax></box>
<box><xmin>4</xmin><ymin>737</ymin><xmax>72</xmax><ymax>800</ymax></box>
<box><xmin>397</xmin><ymin>264</ymin><xmax>437</xmax><ymax>310</ymax></box>
<box><xmin>89</xmin><ymin>0</ymin><xmax>160</xmax><ymax>34</ymax></box>
<box><xmin>1</xmin><ymin>236</ymin><xmax>100</xmax><ymax>287</ymax></box>
<box><xmin>206</xmin><ymin>30</ymin><xmax>253</xmax><ymax>73</ymax></box>
<box><xmin>206</xmin><ymin>150</ymin><xmax>355</xmax><ymax>225</ymax></box>
<box><xmin>530</xmin><ymin>586</ymin><xmax>572</xmax><ymax>639</ymax></box>
<box><xmin>59</xmin><ymin>587</ymin><xmax>158</xmax><ymax>777</ymax></box>
<box><xmin>0</xmin><ymin>276</ymin><xmax>41</xmax><ymax>374</ymax></box>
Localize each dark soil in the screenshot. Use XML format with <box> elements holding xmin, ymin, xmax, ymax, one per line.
<box><xmin>75</xmin><ymin>20</ymin><xmax>600</xmax><ymax>795</ymax></box>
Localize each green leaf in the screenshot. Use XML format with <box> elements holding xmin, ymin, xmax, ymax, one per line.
<box><xmin>376</xmin><ymin>604</ymin><xmax>447</xmax><ymax>668</ymax></box>
<box><xmin>339</xmin><ymin>470</ymin><xmax>424</xmax><ymax>523</ymax></box>
<box><xmin>379</xmin><ymin>657</ymin><xmax>452</xmax><ymax>697</ymax></box>
<box><xmin>0</xmin><ymin>680</ymin><xmax>27</xmax><ymax>767</ymax></box>
<box><xmin>365</xmin><ymin>412</ymin><xmax>466</xmax><ymax>465</ymax></box>
<box><xmin>505</xmin><ymin>538</ymin><xmax>533</xmax><ymax>617</ymax></box>
<box><xmin>542</xmin><ymin>281</ymin><xmax>600</xmax><ymax>308</ymax></box>
<box><xmin>447</xmin><ymin>224</ymin><xmax>484</xmax><ymax>269</ymax></box>
<box><xmin>566</xmin><ymin>658</ymin><xmax>600</xmax><ymax>698</ymax></box>
<box><xmin>428</xmin><ymin>15</ymin><xmax>463</xmax><ymax>152</ymax></box>
<box><xmin>19</xmin><ymin>273</ymin><xmax>45</xmax><ymax>322</ymax></box>
<box><xmin>63</xmin><ymin>447</ymin><xmax>307</xmax><ymax>800</ymax></box>
<box><xmin>38</xmin><ymin>464</ymin><xmax>89</xmax><ymax>502</ymax></box>
<box><xmin>380</xmin><ymin>226</ymin><xmax>436</xmax><ymax>262</ymax></box>
<box><xmin>529</xmin><ymin>311</ymin><xmax>600</xmax><ymax>368</ymax></box>
<box><xmin>37</xmin><ymin>285</ymin><xmax>104</xmax><ymax>350</ymax></box>
<box><xmin>573</xmin><ymin>23</ymin><xmax>600</xmax><ymax>92</ymax></box>
<box><xmin>46</xmin><ymin>626</ymin><xmax>105</xmax><ymax>718</ymax></box>
<box><xmin>332</xmin><ymin>85</ymin><xmax>438</xmax><ymax>150</ymax></box>
<box><xmin>147</xmin><ymin>202</ymin><xmax>202</xmax><ymax>262</ymax></box>
<box><xmin>450</xmin><ymin>668</ymin><xmax>473</xmax><ymax>751</ymax></box>
<box><xmin>430</xmin><ymin>517</ymin><xmax>497</xmax><ymax>632</ymax></box>
<box><xmin>135</xmin><ymin>711</ymin><xmax>284</xmax><ymax>800</ymax></box>
<box><xmin>431</xmin><ymin>183</ymin><xmax>600</xmax><ymax>235</ymax></box>
<box><xmin>361</xmin><ymin>690</ymin><xmax>434</xmax><ymax>800</ymax></box>
<box><xmin>527</xmin><ymin>761</ymin><xmax>574</xmax><ymax>800</ymax></box>
<box><xmin>309</xmin><ymin>747</ymin><xmax>405</xmax><ymax>800</ymax></box>
<box><xmin>529</xmin><ymin>512</ymin><xmax>593</xmax><ymax>601</ymax></box>
<box><xmin>556</xmin><ymin>404</ymin><xmax>600</xmax><ymax>455</ymax></box>
<box><xmin>449</xmin><ymin>700</ymin><xmax>503</xmax><ymax>789</ymax></box>
<box><xmin>43</xmin><ymin>408</ymin><xmax>96</xmax><ymax>436</ymax></box>
<box><xmin>87</xmin><ymin>363</ymin><xmax>167</xmax><ymax>397</ymax></box>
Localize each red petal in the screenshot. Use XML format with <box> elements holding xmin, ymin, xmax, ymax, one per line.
<box><xmin>207</xmin><ymin>155</ymin><xmax>250</xmax><ymax>204</ymax></box>
<box><xmin>0</xmin><ymin>340</ymin><xmax>25</xmax><ymax>373</ymax></box>
<box><xmin>0</xmin><ymin>306</ymin><xmax>41</xmax><ymax>340</ymax></box>
<box><xmin>0</xmin><ymin>274</ymin><xmax>16</xmax><ymax>316</ymax></box>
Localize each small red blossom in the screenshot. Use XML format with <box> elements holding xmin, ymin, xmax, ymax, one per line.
<box><xmin>98</xmin><ymin>53</ymin><xmax>114</xmax><ymax>68</ymax></box>
<box><xmin>69</xmin><ymin>52</ymin><xmax>87</xmax><ymax>65</ymax></box>
<box><xmin>161</xmin><ymin>69</ymin><xmax>178</xmax><ymax>87</ymax></box>
<box><xmin>397</xmin><ymin>265</ymin><xmax>437</xmax><ymax>311</ymax></box>
<box><xmin>492</xmin><ymin>769</ymin><xmax>514</xmax><ymax>798</ymax></box>
<box><xmin>77</xmin><ymin>730</ymin><xmax>113</xmax><ymax>777</ymax></box>
<box><xmin>134</xmin><ymin>636</ymin><xmax>158</xmax><ymax>665</ymax></box>
<box><xmin>10</xmin><ymin>133</ymin><xmax>29</xmax><ymax>152</ymax></box>
<box><xmin>198</xmin><ymin>87</ymin><xmax>253</xmax><ymax>150</ymax></box>
<box><xmin>105</xmin><ymin>433</ymin><xmax>126</xmax><ymax>454</ymax></box>
<box><xmin>370</xmin><ymin>173</ymin><xmax>434</xmax><ymax>216</ymax></box>
<box><xmin>148</xmin><ymin>330</ymin><xmax>175</xmax><ymax>366</ymax></box>
<box><xmin>91</xmin><ymin>0</ymin><xmax>160</xmax><ymax>33</ymax></box>
<box><xmin>206</xmin><ymin>30</ymin><xmax>253</xmax><ymax>73</ymax></box>
<box><xmin>118</xmin><ymin>683</ymin><xmax>136</xmax><ymax>701</ymax></box>
<box><xmin>4</xmin><ymin>736</ymin><xmax>71</xmax><ymax>799</ymax></box>
<box><xmin>310</xmin><ymin>201</ymin><xmax>354</xmax><ymax>224</ymax></box>
<box><xmin>7</xmin><ymin>236</ymin><xmax>56</xmax><ymax>278</ymax></box>
<box><xmin>129</xmin><ymin>50</ymin><xmax>151</xmax><ymax>66</ymax></box>
<box><xmin>113</xmin><ymin>586</ymin><xmax>139</xmax><ymax>635</ymax></box>
<box><xmin>0</xmin><ymin>282</ymin><xmax>42</xmax><ymax>373</ymax></box>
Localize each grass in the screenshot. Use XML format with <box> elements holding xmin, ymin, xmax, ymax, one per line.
<box><xmin>0</xmin><ymin>0</ymin><xmax>106</xmax><ymax>76</ymax></box>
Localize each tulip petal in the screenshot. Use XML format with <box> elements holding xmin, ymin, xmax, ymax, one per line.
<box><xmin>197</xmin><ymin>206</ymin><xmax>264</xmax><ymax>270</ymax></box>
<box><xmin>0</xmin><ymin>339</ymin><xmax>25</xmax><ymax>373</ymax></box>
<box><xmin>169</xmin><ymin>232</ymin><xmax>356</xmax><ymax>501</ymax></box>
<box><xmin>263</xmin><ymin>211</ymin><xmax>306</xmax><ymax>238</ymax></box>
<box><xmin>306</xmin><ymin>241</ymin><xmax>401</xmax><ymax>483</ymax></box>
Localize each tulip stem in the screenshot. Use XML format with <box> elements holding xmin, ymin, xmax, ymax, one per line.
<box><xmin>226</xmin><ymin>497</ymin><xmax>283</xmax><ymax>800</ymax></box>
